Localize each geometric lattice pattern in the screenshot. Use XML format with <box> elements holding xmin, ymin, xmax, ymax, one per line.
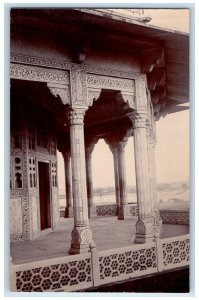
<box><xmin>96</xmin><ymin>204</ymin><xmax>117</xmax><ymax>216</ymax></box>
<box><xmin>160</xmin><ymin>210</ymin><xmax>189</xmax><ymax>225</ymax></box>
<box><xmin>16</xmin><ymin>258</ymin><xmax>91</xmax><ymax>292</ymax></box>
<box><xmin>162</xmin><ymin>238</ymin><xmax>190</xmax><ymax>270</ymax></box>
<box><xmin>129</xmin><ymin>205</ymin><xmax>138</xmax><ymax>217</ymax></box>
<box><xmin>99</xmin><ymin>246</ymin><xmax>157</xmax><ymax>283</ymax></box>
<box><xmin>12</xmin><ymin>235</ymin><xmax>190</xmax><ymax>292</ymax></box>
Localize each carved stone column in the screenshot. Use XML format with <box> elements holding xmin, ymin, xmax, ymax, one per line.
<box><xmin>62</xmin><ymin>152</ymin><xmax>73</xmax><ymax>218</ymax></box>
<box><xmin>85</xmin><ymin>139</ymin><xmax>98</xmax><ymax>218</ymax></box>
<box><xmin>130</xmin><ymin>113</ymin><xmax>154</xmax><ymax>243</ymax></box>
<box><xmin>150</xmin><ymin>125</ymin><xmax>162</xmax><ymax>237</ymax></box>
<box><xmin>108</xmin><ymin>144</ymin><xmax>120</xmax><ymax>215</ymax></box>
<box><xmin>106</xmin><ymin>137</ymin><xmax>129</xmax><ymax>220</ymax></box>
<box><xmin>67</xmin><ymin>108</ymin><xmax>95</xmax><ymax>254</ymax></box>
<box><xmin>117</xmin><ymin>140</ymin><xmax>128</xmax><ymax>219</ymax></box>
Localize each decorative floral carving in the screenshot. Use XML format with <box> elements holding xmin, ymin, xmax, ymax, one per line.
<box><xmin>70</xmin><ymin>67</ymin><xmax>88</xmax><ymax>107</ymax></box>
<box><xmin>10</xmin><ymin>63</ymin><xmax>70</xmax><ymax>84</ymax></box>
<box><xmin>67</xmin><ymin>108</ymin><xmax>86</xmax><ymax>125</ymax></box>
<box><xmin>10</xmin><ymin>197</ymin><xmax>23</xmax><ymax>235</ymax></box>
<box><xmin>80</xmin><ymin>228</ymin><xmax>94</xmax><ymax>245</ymax></box>
<box><xmin>87</xmin><ymin>74</ymin><xmax>134</xmax><ymax>91</ymax></box>
<box><xmin>11</xmin><ymin>52</ymin><xmax>72</xmax><ymax>70</ymax></box>
<box><xmin>135</xmin><ymin>75</ymin><xmax>148</xmax><ymax>111</ymax></box>
<box><xmin>87</xmin><ymin>89</ymin><xmax>101</xmax><ymax>107</ymax></box>
<box><xmin>86</xmin><ymin>65</ymin><xmax>138</xmax><ymax>79</ymax></box>
<box><xmin>129</xmin><ymin>112</ymin><xmax>148</xmax><ymax>128</ymax></box>
<box><xmin>47</xmin><ymin>83</ymin><xmax>71</xmax><ymax>105</ymax></box>
<box><xmin>120</xmin><ymin>91</ymin><xmax>135</xmax><ymax>109</ymax></box>
<box><xmin>11</xmin><ymin>52</ymin><xmax>139</xmax><ymax>80</ymax></box>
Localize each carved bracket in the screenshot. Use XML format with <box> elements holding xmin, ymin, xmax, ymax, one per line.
<box><xmin>87</xmin><ymin>88</ymin><xmax>101</xmax><ymax>107</ymax></box>
<box><xmin>141</xmin><ymin>47</ymin><xmax>164</xmax><ymax>73</ymax></box>
<box><xmin>47</xmin><ymin>83</ymin><xmax>71</xmax><ymax>105</ymax></box>
<box><xmin>151</xmin><ymin>87</ymin><xmax>166</xmax><ymax>104</ymax></box>
<box><xmin>147</xmin><ymin>68</ymin><xmax>165</xmax><ymax>91</ymax></box>
<box><xmin>116</xmin><ymin>91</ymin><xmax>135</xmax><ymax>109</ymax></box>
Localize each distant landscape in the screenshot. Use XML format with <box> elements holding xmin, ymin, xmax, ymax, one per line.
<box><xmin>59</xmin><ymin>181</ymin><xmax>189</xmax><ymax>210</ymax></box>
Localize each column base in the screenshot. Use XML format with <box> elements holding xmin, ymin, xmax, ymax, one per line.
<box><xmin>118</xmin><ymin>204</ymin><xmax>130</xmax><ymax>220</ymax></box>
<box><xmin>134</xmin><ymin>218</ymin><xmax>154</xmax><ymax>243</ymax></box>
<box><xmin>69</xmin><ymin>226</ymin><xmax>96</xmax><ymax>255</ymax></box>
<box><xmin>88</xmin><ymin>205</ymin><xmax>97</xmax><ymax>219</ymax></box>
<box><xmin>64</xmin><ymin>207</ymin><xmax>73</xmax><ymax>218</ymax></box>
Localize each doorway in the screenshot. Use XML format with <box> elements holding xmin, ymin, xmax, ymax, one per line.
<box><xmin>38</xmin><ymin>161</ymin><xmax>51</xmax><ymax>230</ymax></box>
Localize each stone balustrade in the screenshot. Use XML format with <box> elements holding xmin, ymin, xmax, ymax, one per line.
<box><xmin>10</xmin><ymin>234</ymin><xmax>189</xmax><ymax>292</ymax></box>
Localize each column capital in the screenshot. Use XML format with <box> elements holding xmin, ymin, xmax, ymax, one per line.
<box><xmin>117</xmin><ymin>140</ymin><xmax>128</xmax><ymax>154</ymax></box>
<box><xmin>129</xmin><ymin>112</ymin><xmax>148</xmax><ymax>129</ymax></box>
<box><xmin>67</xmin><ymin>108</ymin><xmax>86</xmax><ymax>125</ymax></box>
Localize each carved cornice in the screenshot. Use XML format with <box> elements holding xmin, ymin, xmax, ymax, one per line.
<box><xmin>11</xmin><ymin>52</ymin><xmax>139</xmax><ymax>80</ymax></box>
<box><xmin>85</xmin><ymin>65</ymin><xmax>138</xmax><ymax>80</ymax></box>
<box><xmin>10</xmin><ymin>52</ymin><xmax>72</xmax><ymax>70</ymax></box>
<box><xmin>47</xmin><ymin>83</ymin><xmax>71</xmax><ymax>105</ymax></box>
<box><xmin>10</xmin><ymin>63</ymin><xmax>70</xmax><ymax>84</ymax></box>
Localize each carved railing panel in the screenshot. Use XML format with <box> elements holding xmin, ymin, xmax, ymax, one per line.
<box><xmin>161</xmin><ymin>235</ymin><xmax>190</xmax><ymax>270</ymax></box>
<box><xmin>11</xmin><ymin>234</ymin><xmax>189</xmax><ymax>292</ymax></box>
<box><xmin>13</xmin><ymin>253</ymin><xmax>92</xmax><ymax>292</ymax></box>
<box><xmin>98</xmin><ymin>242</ymin><xmax>157</xmax><ymax>285</ymax></box>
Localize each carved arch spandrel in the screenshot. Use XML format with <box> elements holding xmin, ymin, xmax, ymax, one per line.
<box><xmin>47</xmin><ymin>83</ymin><xmax>71</xmax><ymax>105</ymax></box>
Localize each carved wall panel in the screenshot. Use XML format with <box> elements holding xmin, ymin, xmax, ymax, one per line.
<box><xmin>135</xmin><ymin>75</ymin><xmax>148</xmax><ymax>112</ymax></box>
<box><xmin>87</xmin><ymin>74</ymin><xmax>135</xmax><ymax>92</ymax></box>
<box><xmin>11</xmin><ymin>53</ymin><xmax>73</xmax><ymax>70</ymax></box>
<box><xmin>52</xmin><ymin>190</ymin><xmax>59</xmax><ymax>229</ymax></box>
<box><xmin>10</xmin><ymin>63</ymin><xmax>70</xmax><ymax>85</ymax></box>
<box><xmin>70</xmin><ymin>67</ymin><xmax>87</xmax><ymax>106</ymax></box>
<box><xmin>10</xmin><ymin>197</ymin><xmax>23</xmax><ymax>235</ymax></box>
<box><xmin>31</xmin><ymin>196</ymin><xmax>38</xmax><ymax>232</ymax></box>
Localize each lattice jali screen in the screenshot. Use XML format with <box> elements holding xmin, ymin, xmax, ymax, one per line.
<box><xmin>129</xmin><ymin>204</ymin><xmax>138</xmax><ymax>217</ymax></box>
<box><xmin>14</xmin><ymin>253</ymin><xmax>92</xmax><ymax>292</ymax></box>
<box><xmin>98</xmin><ymin>243</ymin><xmax>158</xmax><ymax>285</ymax></box>
<box><xmin>160</xmin><ymin>210</ymin><xmax>189</xmax><ymax>225</ymax></box>
<box><xmin>96</xmin><ymin>204</ymin><xmax>117</xmax><ymax>216</ymax></box>
<box><xmin>161</xmin><ymin>235</ymin><xmax>190</xmax><ymax>270</ymax></box>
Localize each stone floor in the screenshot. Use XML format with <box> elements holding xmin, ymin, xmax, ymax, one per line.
<box><xmin>11</xmin><ymin>216</ymin><xmax>189</xmax><ymax>264</ymax></box>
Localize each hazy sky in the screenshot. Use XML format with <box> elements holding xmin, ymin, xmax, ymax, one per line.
<box><xmin>57</xmin><ymin>9</ymin><xmax>189</xmax><ymax>190</ymax></box>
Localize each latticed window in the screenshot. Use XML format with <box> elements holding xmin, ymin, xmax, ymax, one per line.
<box><xmin>51</xmin><ymin>162</ymin><xmax>57</xmax><ymax>187</ymax></box>
<box><xmin>29</xmin><ymin>158</ymin><xmax>36</xmax><ymax>188</ymax></box>
<box><xmin>11</xmin><ymin>156</ymin><xmax>23</xmax><ymax>189</ymax></box>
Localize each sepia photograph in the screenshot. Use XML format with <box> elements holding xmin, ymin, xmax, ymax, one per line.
<box><xmin>6</xmin><ymin>3</ymin><xmax>191</xmax><ymax>295</ymax></box>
